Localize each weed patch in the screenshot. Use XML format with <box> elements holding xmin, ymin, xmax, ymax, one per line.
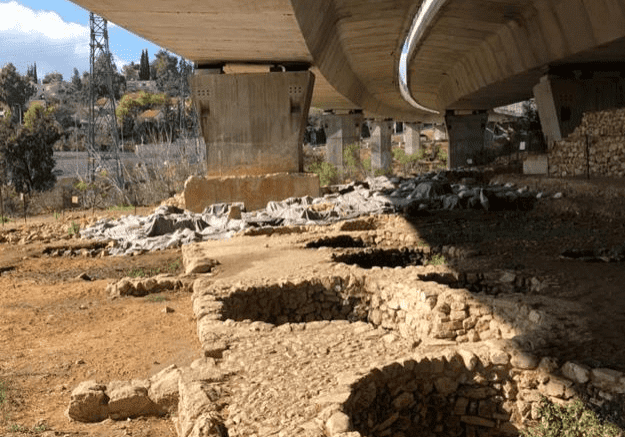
<box><xmin>145</xmin><ymin>294</ymin><xmax>166</xmax><ymax>303</ymax></box>
<box><xmin>428</xmin><ymin>254</ymin><xmax>447</xmax><ymax>266</ymax></box>
<box><xmin>521</xmin><ymin>397</ymin><xmax>621</xmax><ymax>437</ymax></box>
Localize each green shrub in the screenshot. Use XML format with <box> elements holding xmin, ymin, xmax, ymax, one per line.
<box><xmin>521</xmin><ymin>397</ymin><xmax>621</xmax><ymax>437</ymax></box>
<box><xmin>309</xmin><ymin>161</ymin><xmax>339</xmax><ymax>187</ymax></box>
<box><xmin>108</xmin><ymin>204</ymin><xmax>133</xmax><ymax>212</ymax></box>
<box><xmin>437</xmin><ymin>147</ymin><xmax>448</xmax><ymax>165</ymax></box>
<box><xmin>428</xmin><ymin>254</ymin><xmax>446</xmax><ymax>266</ymax></box>
<box><xmin>393</xmin><ymin>148</ymin><xmax>425</xmax><ymax>174</ymax></box>
<box><xmin>67</xmin><ymin>221</ymin><xmax>80</xmax><ymax>236</ymax></box>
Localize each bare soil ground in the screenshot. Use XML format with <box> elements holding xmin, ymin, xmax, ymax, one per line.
<box><xmin>1</xmin><ymin>174</ymin><xmax>625</xmax><ymax>436</ymax></box>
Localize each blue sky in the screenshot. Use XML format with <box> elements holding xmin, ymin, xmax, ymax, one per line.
<box><xmin>0</xmin><ymin>0</ymin><xmax>166</xmax><ymax>80</ymax></box>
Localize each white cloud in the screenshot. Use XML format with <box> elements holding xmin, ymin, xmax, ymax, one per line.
<box><xmin>0</xmin><ymin>1</ymin><xmax>90</xmax><ymax>78</ymax></box>
<box><xmin>0</xmin><ymin>1</ymin><xmax>87</xmax><ymax>40</ymax></box>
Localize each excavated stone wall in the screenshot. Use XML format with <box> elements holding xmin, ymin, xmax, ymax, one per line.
<box><xmin>549</xmin><ymin>108</ymin><xmax>625</xmax><ymax>177</ymax></box>
<box><xmin>191</xmin><ymin>265</ymin><xmax>554</xmax><ymax>361</ymax></box>
<box><xmin>339</xmin><ymin>348</ymin><xmax>625</xmax><ymax>437</ymax></box>
<box><xmin>189</xmin><ymin>265</ymin><xmax>625</xmax><ymax>436</ymax></box>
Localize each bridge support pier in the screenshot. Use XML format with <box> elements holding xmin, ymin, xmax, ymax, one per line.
<box><xmin>322</xmin><ymin>112</ymin><xmax>363</xmax><ymax>170</ymax></box>
<box><xmin>370</xmin><ymin>120</ymin><xmax>393</xmax><ymax>173</ymax></box>
<box><xmin>185</xmin><ymin>70</ymin><xmax>320</xmax><ymax>212</ymax></box>
<box><xmin>533</xmin><ymin>74</ymin><xmax>625</xmax><ymax>146</ymax></box>
<box><xmin>404</xmin><ymin>123</ymin><xmax>422</xmax><ymax>156</ymax></box>
<box><xmin>444</xmin><ymin>111</ymin><xmax>488</xmax><ymax>169</ymax></box>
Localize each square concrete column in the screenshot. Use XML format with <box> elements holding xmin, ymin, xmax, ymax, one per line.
<box><xmin>370</xmin><ymin>120</ymin><xmax>393</xmax><ymax>172</ymax></box>
<box><xmin>191</xmin><ymin>71</ymin><xmax>315</xmax><ymax>176</ymax></box>
<box><xmin>444</xmin><ymin>111</ymin><xmax>488</xmax><ymax>169</ymax></box>
<box><xmin>533</xmin><ymin>75</ymin><xmax>582</xmax><ymax>146</ymax></box>
<box><xmin>322</xmin><ymin>113</ymin><xmax>363</xmax><ymax>169</ymax></box>
<box><xmin>404</xmin><ymin>123</ymin><xmax>422</xmax><ymax>155</ymax></box>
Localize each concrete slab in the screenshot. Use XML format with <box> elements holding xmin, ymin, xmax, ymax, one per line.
<box><xmin>183</xmin><ymin>172</ymin><xmax>320</xmax><ymax>213</ymax></box>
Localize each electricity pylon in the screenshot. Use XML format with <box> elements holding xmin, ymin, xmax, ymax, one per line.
<box><xmin>87</xmin><ymin>12</ymin><xmax>123</xmax><ymax>188</ymax></box>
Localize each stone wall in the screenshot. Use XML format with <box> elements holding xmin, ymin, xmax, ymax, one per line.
<box><xmin>549</xmin><ymin>108</ymin><xmax>625</xmax><ymax>177</ymax></box>
<box><xmin>340</xmin><ymin>348</ymin><xmax>625</xmax><ymax>437</ymax></box>
<box><xmin>190</xmin><ymin>267</ymin><xmax>625</xmax><ymax>436</ymax></box>
<box><xmin>192</xmin><ymin>266</ymin><xmax>553</xmax><ymax>360</ymax></box>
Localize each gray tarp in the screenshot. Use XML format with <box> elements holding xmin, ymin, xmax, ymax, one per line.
<box><xmin>81</xmin><ymin>172</ymin><xmax>547</xmax><ymax>256</ymax></box>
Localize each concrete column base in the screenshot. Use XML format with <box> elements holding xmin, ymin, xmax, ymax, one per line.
<box><xmin>370</xmin><ymin>120</ymin><xmax>393</xmax><ymax>172</ymax></box>
<box><xmin>322</xmin><ymin>113</ymin><xmax>363</xmax><ymax>169</ymax></box>
<box><xmin>404</xmin><ymin>123</ymin><xmax>422</xmax><ymax>155</ymax></box>
<box><xmin>184</xmin><ymin>173</ymin><xmax>320</xmax><ymax>213</ymax></box>
<box><xmin>444</xmin><ymin>111</ymin><xmax>488</xmax><ymax>169</ymax></box>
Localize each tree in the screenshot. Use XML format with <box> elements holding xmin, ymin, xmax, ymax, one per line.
<box><xmin>92</xmin><ymin>53</ymin><xmax>126</xmax><ymax>100</ymax></box>
<box><xmin>0</xmin><ymin>63</ymin><xmax>35</xmax><ymax>120</ymax></box>
<box><xmin>26</xmin><ymin>63</ymin><xmax>38</xmax><ymax>83</ymax></box>
<box><xmin>151</xmin><ymin>50</ymin><xmax>180</xmax><ymax>96</ymax></box>
<box><xmin>1</xmin><ymin>103</ymin><xmax>60</xmax><ymax>193</ymax></box>
<box><xmin>122</xmin><ymin>62</ymin><xmax>140</xmax><ymax>81</ymax></box>
<box><xmin>42</xmin><ymin>72</ymin><xmax>63</xmax><ymax>84</ymax></box>
<box><xmin>70</xmin><ymin>68</ymin><xmax>82</xmax><ymax>93</ymax></box>
<box><xmin>139</xmin><ymin>49</ymin><xmax>150</xmax><ymax>81</ymax></box>
<box><xmin>179</xmin><ymin>58</ymin><xmax>194</xmax><ymax>96</ymax></box>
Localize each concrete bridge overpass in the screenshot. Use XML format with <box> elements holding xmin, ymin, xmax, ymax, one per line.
<box><xmin>71</xmin><ymin>0</ymin><xmax>625</xmax><ymax>185</ymax></box>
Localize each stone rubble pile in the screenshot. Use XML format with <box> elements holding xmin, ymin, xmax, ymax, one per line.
<box><xmin>80</xmin><ymin>172</ymin><xmax>547</xmax><ymax>256</ymax></box>
<box><xmin>106</xmin><ymin>274</ymin><xmax>193</xmax><ymax>299</ymax></box>
<box><xmin>560</xmin><ymin>244</ymin><xmax>625</xmax><ymax>263</ymax></box>
<box><xmin>549</xmin><ymin>108</ymin><xmax>625</xmax><ymax>177</ymax></box>
<box><xmin>66</xmin><ymin>364</ymin><xmax>182</xmax><ymax>422</ymax></box>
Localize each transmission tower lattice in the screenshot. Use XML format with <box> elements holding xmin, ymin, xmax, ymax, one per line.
<box><xmin>87</xmin><ymin>12</ymin><xmax>123</xmax><ymax>187</ymax></box>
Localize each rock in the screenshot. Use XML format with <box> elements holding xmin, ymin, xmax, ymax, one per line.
<box><xmin>435</xmin><ymin>377</ymin><xmax>458</xmax><ymax>396</ymax></box>
<box><xmin>454</xmin><ymin>397</ymin><xmax>469</xmax><ymax>415</ymax></box>
<box><xmin>66</xmin><ymin>380</ymin><xmax>109</xmax><ymax>422</ymax></box>
<box><xmin>591</xmin><ymin>368</ymin><xmax>624</xmax><ymax>391</ymax></box>
<box><xmin>539</xmin><ymin>378</ymin><xmax>570</xmax><ymax>398</ymax></box>
<box><xmin>499</xmin><ymin>271</ymin><xmax>516</xmax><ymax>284</ymax></box>
<box><xmin>511</xmin><ymin>352</ymin><xmax>539</xmax><ymax>370</ymax></box>
<box><xmin>77</xmin><ymin>272</ymin><xmax>92</xmax><ymax>281</ymax></box>
<box><xmin>182</xmin><ymin>243</ymin><xmax>220</xmax><ymax>275</ymax></box>
<box><xmin>460</xmin><ymin>415</ymin><xmax>495</xmax><ymax>428</ymax></box>
<box><xmin>561</xmin><ymin>362</ymin><xmax>590</xmax><ymax>384</ymax></box>
<box><xmin>326</xmin><ymin>412</ymin><xmax>351</xmax><ymax>435</ymax></box>
<box><xmin>392</xmin><ymin>392</ymin><xmax>414</xmax><ymax>410</ymax></box>
<box><xmin>107</xmin><ymin>380</ymin><xmax>157</xmax><ymax>420</ymax></box>
<box><xmin>163</xmin><ymin>306</ymin><xmax>175</xmax><ymax>314</ymax></box>
<box><xmin>409</xmin><ymin>181</ymin><xmax>452</xmax><ymax>200</ymax></box>
<box><xmin>149</xmin><ymin>364</ymin><xmax>182</xmax><ymax>413</ymax></box>
<box><xmin>176</xmin><ymin>375</ymin><xmax>224</xmax><ymax>437</ymax></box>
<box><xmin>490</xmin><ymin>350</ymin><xmax>510</xmax><ymax>366</ymax></box>
<box><xmin>458</xmin><ymin>350</ymin><xmax>478</xmax><ymax>371</ymax></box>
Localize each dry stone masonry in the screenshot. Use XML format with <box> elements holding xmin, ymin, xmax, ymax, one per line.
<box><xmin>67</xmin><ymin>242</ymin><xmax>625</xmax><ymax>437</ymax></box>
<box><xmin>549</xmin><ymin>108</ymin><xmax>625</xmax><ymax>177</ymax></box>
